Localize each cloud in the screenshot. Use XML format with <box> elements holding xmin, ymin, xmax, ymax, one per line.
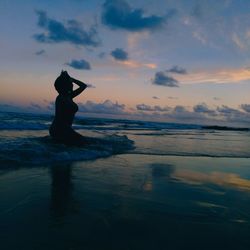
<box><xmin>78</xmin><ymin>100</ymin><xmax>126</xmax><ymax>115</ymax></box>
<box><xmin>166</xmin><ymin>65</ymin><xmax>187</xmax><ymax>75</ymax></box>
<box><xmin>215</xmin><ymin>105</ymin><xmax>250</xmax><ymax>124</ymax></box>
<box><xmin>213</xmin><ymin>97</ymin><xmax>221</xmax><ymax>101</ymax></box>
<box><xmin>35</xmin><ymin>49</ymin><xmax>45</xmax><ymax>55</ymax></box>
<box><xmin>161</xmin><ymin>104</ymin><xmax>248</xmax><ymax>125</ymax></box>
<box><xmin>241</xmin><ymin>104</ymin><xmax>250</xmax><ymax>113</ymax></box>
<box><xmin>150</xmin><ymin>66</ymin><xmax>186</xmax><ymax>88</ymax></box>
<box><xmin>161</xmin><ymin>105</ymin><xmax>208</xmax><ymax>123</ymax></box>
<box><xmin>30</xmin><ymin>102</ymin><xmax>42</xmax><ymax>109</ymax></box>
<box><xmin>152</xmin><ymin>96</ymin><xmax>159</xmax><ymax>99</ymax></box>
<box><xmin>0</xmin><ymin>101</ymin><xmax>49</xmax><ymax>114</ymax></box>
<box><xmin>176</xmin><ymin>67</ymin><xmax>250</xmax><ymax>85</ymax></box>
<box><xmin>46</xmin><ymin>101</ymin><xmax>55</xmax><ymax>111</ymax></box>
<box><xmin>217</xmin><ymin>105</ymin><xmax>240</xmax><ymax>115</ymax></box>
<box><xmin>34</xmin><ymin>10</ymin><xmax>101</xmax><ymax>48</ymax></box>
<box><xmin>116</xmin><ymin>60</ymin><xmax>156</xmax><ymax>69</ymax></box>
<box><xmin>232</xmin><ymin>33</ymin><xmax>246</xmax><ymax>50</ymax></box>
<box><xmin>192</xmin><ymin>31</ymin><xmax>207</xmax><ymax>45</ymax></box>
<box><xmin>173</xmin><ymin>105</ymin><xmax>187</xmax><ymax>113</ymax></box>
<box><xmin>98</xmin><ymin>52</ymin><xmax>106</xmax><ymax>58</ymax></box>
<box><xmin>193</xmin><ymin>103</ymin><xmax>217</xmax><ymax>116</ymax></box>
<box><xmin>136</xmin><ymin>104</ymin><xmax>170</xmax><ymax>112</ymax></box>
<box><xmin>86</xmin><ymin>84</ymin><xmax>95</xmax><ymax>88</ymax></box>
<box><xmin>152</xmin><ymin>71</ymin><xmax>179</xmax><ymax>87</ymax></box>
<box><xmin>191</xmin><ymin>3</ymin><xmax>203</xmax><ymax>19</ymax></box>
<box><xmin>110</xmin><ymin>48</ymin><xmax>128</xmax><ymax>61</ymax></box>
<box><xmin>168</xmin><ymin>96</ymin><xmax>178</xmax><ymax>100</ymax></box>
<box><xmin>102</xmin><ymin>0</ymin><xmax>175</xmax><ymax>32</ymax></box>
<box><xmin>66</xmin><ymin>59</ymin><xmax>91</xmax><ymax>70</ymax></box>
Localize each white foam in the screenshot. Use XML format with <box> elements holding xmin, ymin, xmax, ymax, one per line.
<box><xmin>0</xmin><ymin>135</ymin><xmax>134</xmax><ymax>167</ymax></box>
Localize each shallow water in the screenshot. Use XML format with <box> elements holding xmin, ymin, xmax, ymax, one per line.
<box><xmin>1</xmin><ymin>112</ymin><xmax>250</xmax><ymax>249</ymax></box>
<box><xmin>1</xmin><ymin>155</ymin><xmax>250</xmax><ymax>250</ymax></box>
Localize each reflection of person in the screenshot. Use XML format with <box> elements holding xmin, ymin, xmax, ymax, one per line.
<box><xmin>49</xmin><ymin>71</ymin><xmax>87</xmax><ymax>145</ymax></box>
<box><xmin>50</xmin><ymin>165</ymin><xmax>75</xmax><ymax>218</ymax></box>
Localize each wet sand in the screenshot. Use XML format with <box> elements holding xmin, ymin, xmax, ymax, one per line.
<box><xmin>1</xmin><ymin>154</ymin><xmax>250</xmax><ymax>250</ymax></box>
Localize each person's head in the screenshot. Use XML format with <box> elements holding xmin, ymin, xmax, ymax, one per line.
<box><xmin>54</xmin><ymin>71</ymin><xmax>73</xmax><ymax>95</ymax></box>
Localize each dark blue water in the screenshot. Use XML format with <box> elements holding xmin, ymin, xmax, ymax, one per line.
<box><xmin>1</xmin><ymin>112</ymin><xmax>250</xmax><ymax>250</ymax></box>
<box><xmin>1</xmin><ymin>112</ymin><xmax>250</xmax><ymax>167</ymax></box>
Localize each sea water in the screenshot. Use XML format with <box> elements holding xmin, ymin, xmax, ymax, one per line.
<box><xmin>0</xmin><ymin>112</ymin><xmax>250</xmax><ymax>250</ymax></box>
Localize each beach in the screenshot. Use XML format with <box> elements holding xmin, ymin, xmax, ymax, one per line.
<box><xmin>1</xmin><ymin>112</ymin><xmax>250</xmax><ymax>250</ymax></box>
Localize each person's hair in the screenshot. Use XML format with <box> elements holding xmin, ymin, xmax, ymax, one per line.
<box><xmin>54</xmin><ymin>71</ymin><xmax>71</xmax><ymax>95</ymax></box>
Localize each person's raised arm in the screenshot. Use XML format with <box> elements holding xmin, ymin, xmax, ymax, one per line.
<box><xmin>70</xmin><ymin>77</ymin><xmax>87</xmax><ymax>98</ymax></box>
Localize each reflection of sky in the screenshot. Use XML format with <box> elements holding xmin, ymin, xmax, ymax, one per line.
<box><xmin>1</xmin><ymin>0</ymin><xmax>250</xmax><ymax>125</ymax></box>
<box><xmin>1</xmin><ymin>154</ymin><xmax>250</xmax><ymax>248</ymax></box>
<box><xmin>173</xmin><ymin>170</ymin><xmax>250</xmax><ymax>191</ymax></box>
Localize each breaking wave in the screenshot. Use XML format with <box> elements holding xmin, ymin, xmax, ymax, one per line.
<box><xmin>0</xmin><ymin>134</ymin><xmax>134</xmax><ymax>168</ymax></box>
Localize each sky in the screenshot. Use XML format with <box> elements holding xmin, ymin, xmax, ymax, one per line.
<box><xmin>1</xmin><ymin>0</ymin><xmax>250</xmax><ymax>126</ymax></box>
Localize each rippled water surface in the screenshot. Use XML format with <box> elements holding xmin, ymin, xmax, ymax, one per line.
<box><xmin>1</xmin><ymin>112</ymin><xmax>250</xmax><ymax>249</ymax></box>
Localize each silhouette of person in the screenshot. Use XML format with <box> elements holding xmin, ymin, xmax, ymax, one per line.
<box><xmin>49</xmin><ymin>71</ymin><xmax>87</xmax><ymax>145</ymax></box>
<box><xmin>50</xmin><ymin>164</ymin><xmax>77</xmax><ymax>219</ymax></box>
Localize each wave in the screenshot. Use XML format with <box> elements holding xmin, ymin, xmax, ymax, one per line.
<box><xmin>129</xmin><ymin>131</ymin><xmax>211</xmax><ymax>136</ymax></box>
<box><xmin>202</xmin><ymin>125</ymin><xmax>250</xmax><ymax>131</ymax></box>
<box><xmin>0</xmin><ymin>112</ymin><xmax>51</xmax><ymax>130</ymax></box>
<box><xmin>129</xmin><ymin>151</ymin><xmax>250</xmax><ymax>158</ymax></box>
<box><xmin>0</xmin><ymin>121</ymin><xmax>49</xmax><ymax>130</ymax></box>
<box><xmin>0</xmin><ymin>134</ymin><xmax>134</xmax><ymax>168</ymax></box>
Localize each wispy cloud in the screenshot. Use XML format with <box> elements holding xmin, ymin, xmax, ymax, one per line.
<box><xmin>152</xmin><ymin>96</ymin><xmax>159</xmax><ymax>99</ymax></box>
<box><xmin>35</xmin><ymin>49</ymin><xmax>45</xmax><ymax>55</ymax></box>
<box><xmin>166</xmin><ymin>65</ymin><xmax>187</xmax><ymax>75</ymax></box>
<box><xmin>192</xmin><ymin>31</ymin><xmax>207</xmax><ymax>45</ymax></box>
<box><xmin>232</xmin><ymin>33</ymin><xmax>246</xmax><ymax>50</ymax></box>
<box><xmin>116</xmin><ymin>60</ymin><xmax>156</xmax><ymax>69</ymax></box>
<box><xmin>177</xmin><ymin>67</ymin><xmax>250</xmax><ymax>84</ymax></box>
<box><xmin>213</xmin><ymin>97</ymin><xmax>221</xmax><ymax>101</ymax></box>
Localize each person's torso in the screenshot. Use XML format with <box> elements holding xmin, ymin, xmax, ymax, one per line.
<box><xmin>51</xmin><ymin>95</ymin><xmax>78</xmax><ymax>130</ymax></box>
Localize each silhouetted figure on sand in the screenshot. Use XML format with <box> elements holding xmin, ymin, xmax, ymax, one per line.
<box><xmin>49</xmin><ymin>71</ymin><xmax>87</xmax><ymax>146</ymax></box>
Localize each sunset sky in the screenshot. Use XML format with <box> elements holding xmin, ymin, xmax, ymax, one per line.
<box><xmin>1</xmin><ymin>0</ymin><xmax>250</xmax><ymax>125</ymax></box>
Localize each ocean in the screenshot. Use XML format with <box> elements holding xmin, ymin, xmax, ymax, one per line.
<box><xmin>1</xmin><ymin>111</ymin><xmax>250</xmax><ymax>250</ymax></box>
